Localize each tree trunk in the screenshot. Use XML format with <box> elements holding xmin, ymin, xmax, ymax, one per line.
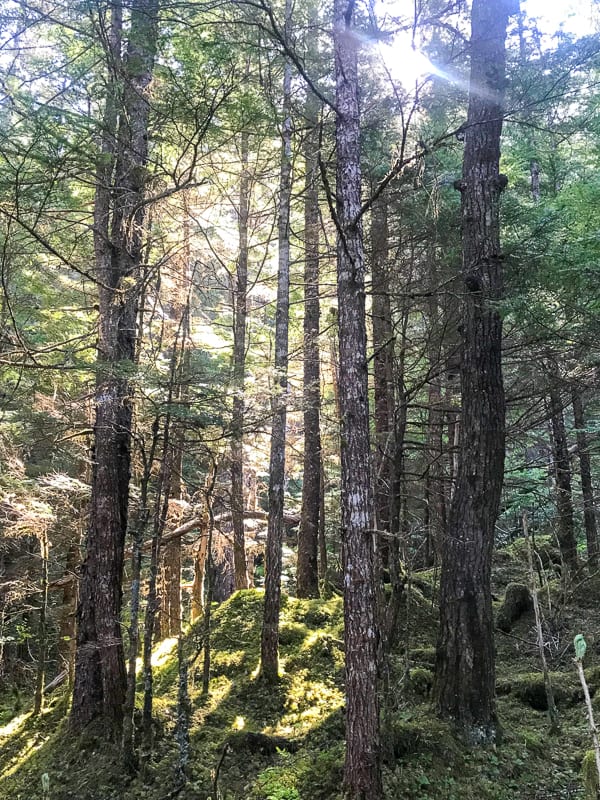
<box><xmin>71</xmin><ymin>0</ymin><xmax>159</xmax><ymax>736</ymax></box>
<box><xmin>333</xmin><ymin>2</ymin><xmax>382</xmax><ymax>797</ymax></box>
<box><xmin>260</xmin><ymin>0</ymin><xmax>293</xmax><ymax>684</ymax></box>
<box><xmin>549</xmin><ymin>384</ymin><xmax>578</xmax><ymax>571</ymax></box>
<box><xmin>371</xmin><ymin>196</ymin><xmax>393</xmax><ymax>540</ymax></box>
<box><xmin>297</xmin><ymin>92</ymin><xmax>321</xmax><ymax>599</ymax></box>
<box><xmin>191</xmin><ymin>503</ymin><xmax>210</xmax><ymax>622</ymax></box>
<box><xmin>572</xmin><ymin>385</ymin><xmax>598</xmax><ymax>569</ymax></box>
<box><xmin>158</xmin><ymin>212</ymin><xmax>192</xmax><ymax>639</ymax></box>
<box><xmin>232</xmin><ymin>130</ymin><xmax>251</xmax><ymax>591</ymax></box>
<box><xmin>142</xmin><ymin>425</ymin><xmax>173</xmax><ymax>764</ymax></box>
<box><xmin>33</xmin><ymin>529</ymin><xmax>49</xmax><ymax>715</ymax></box>
<box><xmin>58</xmin><ymin>540</ymin><xmax>79</xmax><ymax>688</ymax></box>
<box><xmin>435</xmin><ymin>0</ymin><xmax>514</xmax><ymax>744</ymax></box>
<box><xmin>122</xmin><ymin>416</ymin><xmax>159</xmax><ymax>770</ymax></box>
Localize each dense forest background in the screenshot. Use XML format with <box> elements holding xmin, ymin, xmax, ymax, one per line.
<box><xmin>2</xmin><ymin>0</ymin><xmax>600</xmax><ymax>798</ymax></box>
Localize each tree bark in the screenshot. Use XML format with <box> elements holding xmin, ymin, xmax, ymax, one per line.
<box><xmin>435</xmin><ymin>0</ymin><xmax>514</xmax><ymax>744</ymax></box>
<box><xmin>572</xmin><ymin>385</ymin><xmax>598</xmax><ymax>569</ymax></box>
<box><xmin>297</xmin><ymin>91</ymin><xmax>321</xmax><ymax>599</ymax></box>
<box><xmin>549</xmin><ymin>384</ymin><xmax>578</xmax><ymax>571</ymax></box>
<box><xmin>232</xmin><ymin>130</ymin><xmax>251</xmax><ymax>591</ymax></box>
<box><xmin>333</xmin><ymin>2</ymin><xmax>382</xmax><ymax>797</ymax></box>
<box><xmin>71</xmin><ymin>0</ymin><xmax>157</xmax><ymax>736</ymax></box>
<box><xmin>260</xmin><ymin>0</ymin><xmax>293</xmax><ymax>684</ymax></box>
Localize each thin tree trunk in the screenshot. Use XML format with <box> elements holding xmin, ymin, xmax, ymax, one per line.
<box><xmin>33</xmin><ymin>529</ymin><xmax>49</xmax><ymax>716</ymax></box>
<box><xmin>141</xmin><ymin>423</ymin><xmax>173</xmax><ymax>764</ymax></box>
<box><xmin>297</xmin><ymin>92</ymin><xmax>321</xmax><ymax>599</ymax></box>
<box><xmin>71</xmin><ymin>0</ymin><xmax>159</xmax><ymax>737</ymax></box>
<box><xmin>158</xmin><ymin>221</ymin><xmax>192</xmax><ymax>639</ymax></box>
<box><xmin>549</xmin><ymin>384</ymin><xmax>578</xmax><ymax>571</ymax></box>
<box><xmin>318</xmin><ymin>457</ymin><xmax>328</xmax><ymax>587</ymax></box>
<box><xmin>58</xmin><ymin>540</ymin><xmax>79</xmax><ymax>688</ymax></box>
<box><xmin>260</xmin><ymin>0</ymin><xmax>293</xmax><ymax>683</ymax></box>
<box><xmin>232</xmin><ymin>130</ymin><xmax>251</xmax><ymax>591</ymax></box>
<box><xmin>572</xmin><ymin>385</ymin><xmax>598</xmax><ymax>569</ymax></box>
<box><xmin>191</xmin><ymin>503</ymin><xmax>210</xmax><ymax>622</ymax></box>
<box><xmin>523</xmin><ymin>510</ymin><xmax>560</xmax><ymax>733</ymax></box>
<box><xmin>435</xmin><ymin>0</ymin><xmax>514</xmax><ymax>744</ymax></box>
<box><xmin>371</xmin><ymin>196</ymin><xmax>393</xmax><ymax>540</ymax></box>
<box><xmin>202</xmin><ymin>479</ymin><xmax>217</xmax><ymax>696</ymax></box>
<box><xmin>333</xmin><ymin>2</ymin><xmax>382</xmax><ymax>797</ymax></box>
<box><xmin>123</xmin><ymin>417</ymin><xmax>160</xmax><ymax>771</ymax></box>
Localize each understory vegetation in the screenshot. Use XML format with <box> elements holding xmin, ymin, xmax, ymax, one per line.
<box><xmin>2</xmin><ymin>542</ymin><xmax>600</xmax><ymax>800</ymax></box>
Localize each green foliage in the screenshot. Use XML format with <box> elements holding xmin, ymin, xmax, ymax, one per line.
<box><xmin>575</xmin><ymin>634</ymin><xmax>588</xmax><ymax>663</ymax></box>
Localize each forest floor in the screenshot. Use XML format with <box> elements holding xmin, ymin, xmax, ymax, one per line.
<box><xmin>1</xmin><ymin>539</ymin><xmax>600</xmax><ymax>800</ymax></box>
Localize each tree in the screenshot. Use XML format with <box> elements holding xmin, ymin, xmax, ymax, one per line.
<box><xmin>333</xmin><ymin>1</ymin><xmax>382</xmax><ymax>796</ymax></box>
<box><xmin>572</xmin><ymin>383</ymin><xmax>599</xmax><ymax>568</ymax></box>
<box><xmin>297</xmin><ymin>89</ymin><xmax>322</xmax><ymax>599</ymax></box>
<box><xmin>232</xmin><ymin>129</ymin><xmax>251</xmax><ymax>591</ymax></box>
<box><xmin>435</xmin><ymin>0</ymin><xmax>516</xmax><ymax>744</ymax></box>
<box><xmin>260</xmin><ymin>0</ymin><xmax>293</xmax><ymax>683</ymax></box>
<box><xmin>70</xmin><ymin>0</ymin><xmax>159</xmax><ymax>737</ymax></box>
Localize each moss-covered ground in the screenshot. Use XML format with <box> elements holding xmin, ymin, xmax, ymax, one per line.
<box><xmin>1</xmin><ymin>542</ymin><xmax>599</xmax><ymax>799</ymax></box>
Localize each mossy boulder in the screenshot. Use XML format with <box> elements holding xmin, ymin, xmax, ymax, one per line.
<box><xmin>496</xmin><ymin>583</ymin><xmax>533</xmax><ymax>633</ymax></box>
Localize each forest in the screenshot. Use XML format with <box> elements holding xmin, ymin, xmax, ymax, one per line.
<box><xmin>2</xmin><ymin>0</ymin><xmax>600</xmax><ymax>797</ymax></box>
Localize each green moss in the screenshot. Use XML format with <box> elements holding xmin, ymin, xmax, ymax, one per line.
<box><xmin>581</xmin><ymin>750</ymin><xmax>599</xmax><ymax>799</ymax></box>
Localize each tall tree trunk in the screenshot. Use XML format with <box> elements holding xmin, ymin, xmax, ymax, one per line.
<box><xmin>71</xmin><ymin>0</ymin><xmax>157</xmax><ymax>736</ymax></box>
<box><xmin>572</xmin><ymin>385</ymin><xmax>599</xmax><ymax>569</ymax></box>
<box><xmin>333</xmin><ymin>2</ymin><xmax>382</xmax><ymax>797</ymax></box>
<box><xmin>260</xmin><ymin>0</ymin><xmax>293</xmax><ymax>684</ymax></box>
<box><xmin>297</xmin><ymin>93</ymin><xmax>321</xmax><ymax>599</ymax></box>
<box><xmin>549</xmin><ymin>384</ymin><xmax>578</xmax><ymax>571</ymax></box>
<box><xmin>435</xmin><ymin>0</ymin><xmax>514</xmax><ymax>744</ymax></box>
<box><xmin>232</xmin><ymin>130</ymin><xmax>251</xmax><ymax>591</ymax></box>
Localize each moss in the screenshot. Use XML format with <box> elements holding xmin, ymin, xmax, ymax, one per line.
<box><xmin>279</xmin><ymin>621</ymin><xmax>309</xmax><ymax>647</ymax></box>
<box><xmin>497</xmin><ymin>671</ymin><xmax>579</xmax><ymax>711</ymax></box>
<box><xmin>496</xmin><ymin>583</ymin><xmax>533</xmax><ymax>633</ymax></box>
<box><xmin>581</xmin><ymin>750</ymin><xmax>600</xmax><ymax>799</ymax></box>
<box><xmin>408</xmin><ymin>667</ymin><xmax>434</xmax><ymax>698</ymax></box>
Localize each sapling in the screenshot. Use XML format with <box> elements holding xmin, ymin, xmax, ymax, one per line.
<box><xmin>573</xmin><ymin>633</ymin><xmax>600</xmax><ymax>793</ymax></box>
<box><xmin>41</xmin><ymin>773</ymin><xmax>50</xmax><ymax>800</ymax></box>
<box><xmin>523</xmin><ymin>510</ymin><xmax>559</xmax><ymax>732</ymax></box>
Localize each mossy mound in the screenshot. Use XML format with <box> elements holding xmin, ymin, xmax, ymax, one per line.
<box><xmin>496</xmin><ymin>583</ymin><xmax>533</xmax><ymax>633</ymax></box>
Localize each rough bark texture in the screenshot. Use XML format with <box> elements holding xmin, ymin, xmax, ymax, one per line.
<box><xmin>232</xmin><ymin>130</ymin><xmax>250</xmax><ymax>591</ymax></box>
<box><xmin>435</xmin><ymin>0</ymin><xmax>513</xmax><ymax>745</ymax></box>
<box><xmin>260</xmin><ymin>0</ymin><xmax>292</xmax><ymax>683</ymax></box>
<box><xmin>297</xmin><ymin>94</ymin><xmax>321</xmax><ymax>599</ymax></box>
<box><xmin>71</xmin><ymin>0</ymin><xmax>158</xmax><ymax>737</ymax></box>
<box><xmin>334</xmin><ymin>2</ymin><xmax>382</xmax><ymax>797</ymax></box>
<box><xmin>549</xmin><ymin>385</ymin><xmax>577</xmax><ymax>571</ymax></box>
<box><xmin>572</xmin><ymin>385</ymin><xmax>598</xmax><ymax>569</ymax></box>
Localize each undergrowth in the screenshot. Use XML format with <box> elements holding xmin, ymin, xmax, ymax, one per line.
<box><xmin>1</xmin><ymin>547</ymin><xmax>599</xmax><ymax>799</ymax></box>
